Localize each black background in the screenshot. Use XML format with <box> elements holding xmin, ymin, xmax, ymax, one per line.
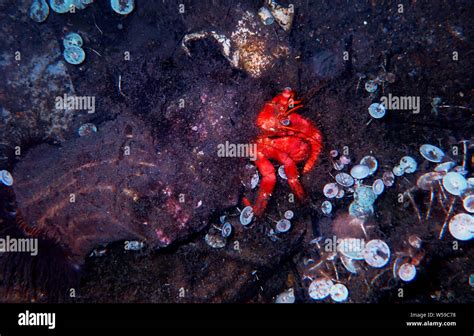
<box><xmin>0</xmin><ymin>303</ymin><xmax>472</xmax><ymax>334</ymax></box>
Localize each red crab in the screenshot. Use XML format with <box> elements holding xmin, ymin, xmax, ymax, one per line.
<box><xmin>244</xmin><ymin>88</ymin><xmax>323</xmax><ymax>216</ymax></box>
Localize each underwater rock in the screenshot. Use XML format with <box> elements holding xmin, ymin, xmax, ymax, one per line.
<box><xmin>0</xmin><ymin>13</ymin><xmax>77</xmax><ymax>169</ymax></box>
<box><xmin>13</xmin><ymin>113</ymin><xmax>242</xmax><ymax>266</ymax></box>
<box><xmin>79</xmin><ymin>212</ymin><xmax>307</xmax><ymax>303</ymax></box>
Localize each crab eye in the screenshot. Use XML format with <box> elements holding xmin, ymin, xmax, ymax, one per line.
<box><xmin>280</xmin><ymin>119</ymin><xmax>290</xmax><ymax>126</ymax></box>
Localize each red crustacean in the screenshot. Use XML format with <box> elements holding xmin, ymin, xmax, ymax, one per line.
<box><xmin>244</xmin><ymin>88</ymin><xmax>323</xmax><ymax>216</ymax></box>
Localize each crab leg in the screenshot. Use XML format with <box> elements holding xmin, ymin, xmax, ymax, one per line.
<box><xmin>275</xmin><ymin>151</ymin><xmax>306</xmax><ymax>201</ymax></box>
<box><xmin>251</xmin><ymin>138</ymin><xmax>307</xmax><ymax>215</ymax></box>
<box><xmin>283</xmin><ymin>114</ymin><xmax>323</xmax><ymax>174</ymax></box>
<box><xmin>252</xmin><ymin>152</ymin><xmax>277</xmax><ymax>216</ymax></box>
<box><xmin>302</xmin><ymin>137</ymin><xmax>323</xmax><ymax>174</ymax></box>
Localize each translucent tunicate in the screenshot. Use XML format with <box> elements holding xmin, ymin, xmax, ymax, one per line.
<box><xmin>335</xmin><ymin>172</ymin><xmax>354</xmax><ymax>187</ymax></box>
<box><xmin>398</xmin><ymin>263</ymin><xmax>417</xmax><ymax>282</ymax></box>
<box><xmin>416</xmin><ymin>172</ymin><xmax>442</xmax><ymax>191</ymax></box>
<box><xmin>419</xmin><ymin>144</ymin><xmax>445</xmax><ymax>163</ymax></box>
<box><xmin>434</xmin><ymin>161</ymin><xmax>456</xmax><ymax>173</ymax></box>
<box><xmin>359</xmin><ymin>156</ymin><xmax>378</xmax><ymax>175</ymax></box>
<box><xmin>350</xmin><ymin>164</ymin><xmax>370</xmax><ymax>179</ymax></box>
<box><xmin>448</xmin><ymin>213</ymin><xmax>474</xmax><ymax>241</ymax></box>
<box><xmin>239</xmin><ymin>206</ymin><xmax>254</xmax><ymax>226</ymax></box>
<box><xmin>365</xmin><ymin>80</ymin><xmax>378</xmax><ymax>93</ymax></box>
<box><xmin>30</xmin><ymin>0</ymin><xmax>50</xmax><ymax>23</ymax></box>
<box><xmin>348</xmin><ymin>202</ymin><xmax>374</xmax><ymax>218</ymax></box>
<box><xmin>63</xmin><ymin>32</ymin><xmax>83</xmax><ymax>48</ymax></box>
<box><xmin>110</xmin><ymin>0</ymin><xmax>135</xmax><ymax>15</ymax></box>
<box><xmin>362</xmin><ymin>239</ymin><xmax>390</xmax><ymax>268</ymax></box>
<box><xmin>0</xmin><ymin>170</ymin><xmax>13</xmax><ymax>186</ymax></box>
<box><xmin>323</xmin><ymin>183</ymin><xmax>339</xmax><ymax>198</ymax></box>
<box><xmin>276</xmin><ymin>219</ymin><xmax>291</xmax><ymax>233</ymax></box>
<box><xmin>336</xmin><ymin>188</ymin><xmax>345</xmax><ymax>199</ymax></box>
<box><xmin>453</xmin><ymin>166</ymin><xmax>468</xmax><ymax>176</ymax></box>
<box><xmin>64</xmin><ymin>46</ymin><xmax>86</xmax><ymax>65</ymax></box>
<box><xmin>49</xmin><ymin>0</ymin><xmax>73</xmax><ymax>14</ymax></box>
<box><xmin>468</xmin><ymin>178</ymin><xmax>474</xmax><ymax>188</ymax></box>
<box><xmin>392</xmin><ymin>165</ymin><xmax>404</xmax><ymax>177</ymax></box>
<box><xmin>382</xmin><ymin>171</ymin><xmax>395</xmax><ymax>187</ymax></box>
<box><xmin>339</xmin><ymin>155</ymin><xmax>351</xmax><ymax>165</ymax></box>
<box><xmin>275</xmin><ymin>288</ymin><xmax>295</xmax><ymax>304</ymax></box>
<box><xmin>368</xmin><ymin>103</ymin><xmax>386</xmax><ymax>119</ymax></box>
<box><xmin>221</xmin><ymin>222</ymin><xmax>232</xmax><ymax>238</ymax></box>
<box><xmin>442</xmin><ymin>172</ymin><xmax>468</xmax><ymax>196</ymax></box>
<box><xmin>308</xmin><ymin>278</ymin><xmax>334</xmax><ymax>300</ymax></box>
<box><xmin>78</xmin><ymin>123</ymin><xmax>97</xmax><ymax>136</ymax></box>
<box><xmin>354</xmin><ymin>185</ymin><xmax>377</xmax><ymax>207</ymax></box>
<box><xmin>330</xmin><ymin>149</ymin><xmax>339</xmax><ymax>158</ymax></box>
<box><xmin>284</xmin><ymin>210</ymin><xmax>294</xmax><ymax>220</ymax></box>
<box><xmin>321</xmin><ymin>201</ymin><xmax>332</xmax><ymax>215</ymax></box>
<box><xmin>242</xmin><ymin>164</ymin><xmax>259</xmax><ymax>190</ymax></box>
<box><xmin>399</xmin><ymin>156</ymin><xmax>417</xmax><ymax>174</ymax></box>
<box><xmin>372</xmin><ymin>179</ymin><xmax>385</xmax><ymax>195</ymax></box>
<box><xmin>463</xmin><ymin>194</ymin><xmax>474</xmax><ymax>213</ymax></box>
<box><xmin>329</xmin><ymin>283</ymin><xmax>349</xmax><ymax>302</ymax></box>
<box><xmin>250</xmin><ymin>172</ymin><xmax>259</xmax><ymax>189</ymax></box>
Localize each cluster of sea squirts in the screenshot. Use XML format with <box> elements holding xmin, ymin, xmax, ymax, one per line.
<box><xmin>30</xmin><ymin>0</ymin><xmax>134</xmax><ymax>24</ymax></box>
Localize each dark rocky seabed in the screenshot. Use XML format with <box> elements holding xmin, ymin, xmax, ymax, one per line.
<box><xmin>0</xmin><ymin>0</ymin><xmax>472</xmax><ymax>303</ymax></box>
